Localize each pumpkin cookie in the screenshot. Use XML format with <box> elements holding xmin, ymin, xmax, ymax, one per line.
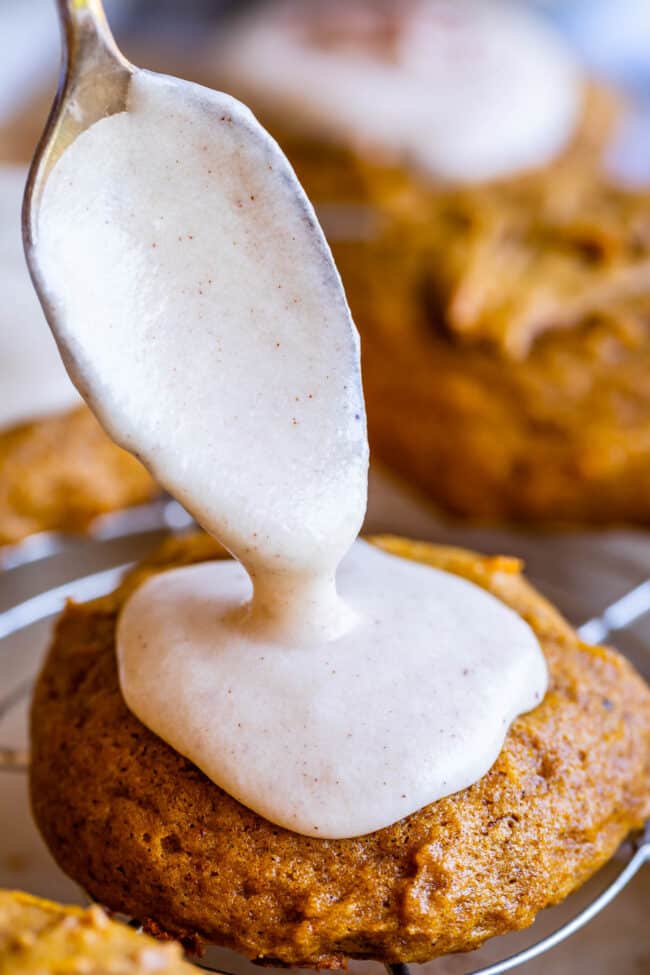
<box><xmin>30</xmin><ymin>533</ymin><xmax>650</xmax><ymax>967</ymax></box>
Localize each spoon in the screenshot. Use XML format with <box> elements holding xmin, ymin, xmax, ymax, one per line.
<box><xmin>20</xmin><ymin>0</ymin><xmax>368</xmax><ymax>600</ymax></box>
<box><xmin>23</xmin><ymin>0</ymin><xmax>131</xmax><ymax>267</ymax></box>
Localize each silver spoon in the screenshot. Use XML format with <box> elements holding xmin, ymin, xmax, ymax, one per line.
<box><xmin>23</xmin><ymin>0</ymin><xmax>132</xmax><ymax>271</ymax></box>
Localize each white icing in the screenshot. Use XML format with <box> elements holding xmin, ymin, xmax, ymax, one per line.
<box><xmin>119</xmin><ymin>541</ymin><xmax>546</xmax><ymax>838</ymax></box>
<box><xmin>34</xmin><ymin>72</ymin><xmax>368</xmax><ymax>621</ymax></box>
<box><xmin>33</xmin><ymin>65</ymin><xmax>547</xmax><ymax>838</ymax></box>
<box><xmin>215</xmin><ymin>0</ymin><xmax>583</xmax><ymax>183</ymax></box>
<box><xmin>0</xmin><ymin>166</ymin><xmax>80</xmax><ymax>430</ymax></box>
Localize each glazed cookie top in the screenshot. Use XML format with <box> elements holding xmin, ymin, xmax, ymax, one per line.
<box><xmin>214</xmin><ymin>0</ymin><xmax>584</xmax><ymax>183</ymax></box>
<box><xmin>0</xmin><ymin>165</ymin><xmax>79</xmax><ymax>431</ymax></box>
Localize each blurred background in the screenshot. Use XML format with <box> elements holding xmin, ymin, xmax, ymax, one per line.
<box><xmin>1</xmin><ymin>0</ymin><xmax>650</xmax><ymax>181</ymax></box>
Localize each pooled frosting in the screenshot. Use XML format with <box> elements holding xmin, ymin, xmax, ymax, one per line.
<box><xmin>214</xmin><ymin>0</ymin><xmax>584</xmax><ymax>183</ymax></box>
<box><xmin>0</xmin><ymin>166</ymin><xmax>80</xmax><ymax>431</ymax></box>
<box><xmin>120</xmin><ymin>540</ymin><xmax>546</xmax><ymax>838</ymax></box>
<box><xmin>33</xmin><ymin>66</ymin><xmax>547</xmax><ymax>838</ymax></box>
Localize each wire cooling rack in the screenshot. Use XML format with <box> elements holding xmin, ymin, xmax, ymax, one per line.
<box><xmin>1</xmin><ymin>499</ymin><xmax>649</xmax><ymax>975</ymax></box>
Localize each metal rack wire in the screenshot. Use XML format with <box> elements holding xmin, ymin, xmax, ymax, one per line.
<box><xmin>1</xmin><ymin>505</ymin><xmax>649</xmax><ymax>974</ymax></box>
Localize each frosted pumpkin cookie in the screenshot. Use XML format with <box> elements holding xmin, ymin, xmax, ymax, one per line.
<box><xmin>30</xmin><ymin>532</ymin><xmax>650</xmax><ymax>967</ymax></box>
<box><xmin>208</xmin><ymin>0</ymin><xmax>650</xmax><ymax>523</ymax></box>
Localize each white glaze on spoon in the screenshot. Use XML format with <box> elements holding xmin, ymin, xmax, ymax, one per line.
<box><xmin>34</xmin><ymin>68</ymin><xmax>547</xmax><ymax>837</ymax></box>
<box><xmin>0</xmin><ymin>165</ymin><xmax>80</xmax><ymax>430</ymax></box>
<box><xmin>35</xmin><ymin>72</ymin><xmax>367</xmax><ymax>641</ymax></box>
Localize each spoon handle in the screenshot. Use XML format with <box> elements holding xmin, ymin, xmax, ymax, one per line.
<box><xmin>55</xmin><ymin>0</ymin><xmax>128</xmax><ymax>77</ymax></box>
<box><xmin>23</xmin><ymin>0</ymin><xmax>132</xmax><ymax>237</ymax></box>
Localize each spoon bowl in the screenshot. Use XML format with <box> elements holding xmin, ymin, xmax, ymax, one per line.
<box><xmin>19</xmin><ymin>0</ymin><xmax>369</xmax><ymax>592</ymax></box>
